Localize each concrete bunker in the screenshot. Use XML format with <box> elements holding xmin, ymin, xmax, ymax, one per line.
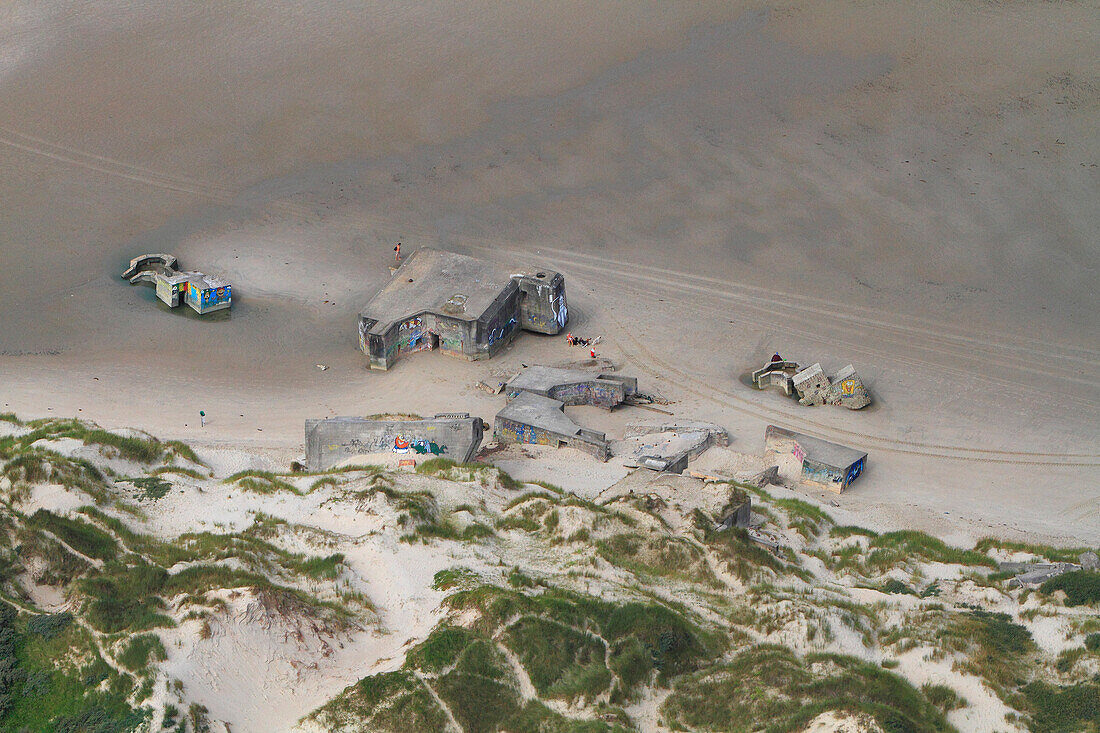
<box><xmin>764</xmin><ymin>424</ymin><xmax>867</xmax><ymax>493</ymax></box>
<box><xmin>494</xmin><ymin>392</ymin><xmax>610</xmax><ymax>461</ymax></box>
<box><xmin>752</xmin><ymin>357</ymin><xmax>870</xmax><ymax>410</ymax></box>
<box><xmin>504</xmin><ymin>365</ymin><xmax>637</xmax><ymax>410</ymax></box>
<box><xmin>357</xmin><ymin>248</ymin><xmax>567</xmax><ymax>370</ymax></box>
<box><xmin>122</xmin><ymin>253</ymin><xmax>232</xmax><ymax>314</ymax></box>
<box><xmin>305</xmin><ymin>413</ymin><xmax>483</xmax><ymax>471</ymax></box>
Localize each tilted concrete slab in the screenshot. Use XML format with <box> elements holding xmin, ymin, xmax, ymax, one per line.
<box><xmin>494</xmin><ymin>391</ymin><xmax>610</xmax><ymax>461</ymax></box>
<box><xmin>305</xmin><ymin>414</ymin><xmax>483</xmax><ymax>471</ymax></box>
<box><xmin>505</xmin><ymin>365</ymin><xmax>637</xmax><ymax>409</ymax></box>
<box><xmin>826</xmin><ymin>364</ymin><xmax>871</xmax><ymax>409</ymax></box>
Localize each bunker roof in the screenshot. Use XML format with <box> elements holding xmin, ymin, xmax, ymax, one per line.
<box><xmin>359</xmin><ymin>248</ymin><xmax>522</xmax><ymax>337</ymax></box>
<box><xmin>507</xmin><ymin>366</ymin><xmax>621</xmax><ymax>393</ymax></box>
<box><xmin>766</xmin><ymin>425</ymin><xmax>867</xmax><ymax>469</ymax></box>
<box><xmin>497</xmin><ymin>392</ymin><xmax>587</xmax><ymax>437</ymax></box>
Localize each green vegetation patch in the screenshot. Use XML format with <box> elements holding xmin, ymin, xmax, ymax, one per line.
<box><xmin>1021</xmin><ymin>680</ymin><xmax>1100</xmax><ymax>733</ymax></box>
<box><xmin>26</xmin><ymin>612</ymin><xmax>72</xmax><ymax>640</ymax></box>
<box><xmin>307</xmin><ymin>669</ymin><xmax>449</xmax><ymax>733</ymax></box>
<box><xmin>704</xmin><ymin>526</ymin><xmax>787</xmax><ymax>582</ymax></box>
<box><xmin>868</xmin><ymin>531</ymin><xmax>995</xmax><ymax>570</ymax></box>
<box><xmin>975</xmin><ymin>538</ymin><xmax>1095</xmax><ymax>565</ymax></box>
<box><xmin>407</xmin><ymin>624</ymin><xmax>477</xmax><ymax>673</ymax></box>
<box><xmin>79</xmin><ymin>561</ymin><xmax>173</xmax><ymax>633</ymax></box>
<box><xmin>596</xmin><ymin>533</ymin><xmax>715</xmax><ymax>585</ymax></box>
<box><xmin>500</xmin><ymin>700</ymin><xmax>630</xmax><ymax>732</ymax></box>
<box><xmin>1040</xmin><ymin>571</ymin><xmax>1100</xmax><ymax>607</ymax></box>
<box><xmin>939</xmin><ymin>609</ymin><xmax>1035</xmax><ymax>694</ymax></box>
<box><xmin>503</xmin><ymin>616</ymin><xmax>611</xmax><ymax>701</ymax></box>
<box><xmin>225</xmin><ymin>470</ymin><xmax>300</xmax><ymax>495</ymax></box>
<box><xmin>26</xmin><ymin>510</ymin><xmax>118</xmax><ymax>561</ymax></box>
<box><xmin>120</xmin><ymin>476</ymin><xmax>172</xmax><ymax>501</ymax></box>
<box><xmin>117</xmin><ymin>633</ymin><xmax>167</xmax><ymax>671</ymax></box>
<box><xmin>0</xmin><ymin>604</ymin><xmax>146</xmax><ymax>732</ymax></box>
<box><xmin>660</xmin><ymin>644</ymin><xmax>953</xmax><ymax>733</ymax></box>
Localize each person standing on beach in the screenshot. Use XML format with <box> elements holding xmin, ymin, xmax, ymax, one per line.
<box><xmin>394</xmin><ymin>242</ymin><xmax>402</xmax><ymax>262</ymax></box>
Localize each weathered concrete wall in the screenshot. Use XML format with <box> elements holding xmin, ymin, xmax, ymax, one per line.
<box><xmin>624</xmin><ymin>421</ymin><xmax>729</xmax><ymax>458</ymax></box>
<box><xmin>506</xmin><ymin>366</ymin><xmax>637</xmax><ymax>410</ymax></box>
<box><xmin>494</xmin><ymin>392</ymin><xmax>610</xmax><ymax>461</ymax></box>
<box><xmin>763</xmin><ymin>425</ymin><xmax>866</xmax><ymax>494</ymax></box>
<box><xmin>357</xmin><ymin>249</ymin><xmax>568</xmax><ymax>370</ymax></box>
<box><xmin>718</xmin><ymin>493</ymin><xmax>752</xmax><ymax>530</ymax></box>
<box><xmin>752</xmin><ymin>361</ymin><xmax>799</xmax><ymax>393</ymax></box>
<box><xmin>793</xmin><ymin>363</ymin><xmax>830</xmax><ymax>405</ymax></box>
<box><xmin>516</xmin><ymin>271</ymin><xmax>567</xmax><ymax>334</ymax></box>
<box><xmin>305</xmin><ymin>414</ymin><xmax>483</xmax><ymax>471</ymax></box>
<box><xmin>826</xmin><ymin>364</ymin><xmax>871</xmax><ymax>409</ymax></box>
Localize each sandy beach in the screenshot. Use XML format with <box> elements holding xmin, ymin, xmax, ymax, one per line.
<box><xmin>1</xmin><ymin>0</ymin><xmax>1098</xmax><ymax>549</ymax></box>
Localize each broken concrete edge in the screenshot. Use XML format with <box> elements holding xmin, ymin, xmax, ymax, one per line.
<box><xmin>1005</xmin><ymin>562</ymin><xmax>1082</xmax><ymax>588</ymax></box>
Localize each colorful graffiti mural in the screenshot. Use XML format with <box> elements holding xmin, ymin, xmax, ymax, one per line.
<box><xmin>487</xmin><ymin>317</ymin><xmax>517</xmax><ymax>345</ymax></box>
<box><xmin>552</xmin><ymin>290</ymin><xmax>568</xmax><ymax>328</ymax></box>
<box><xmin>391</xmin><ymin>435</ymin><xmax>447</xmax><ymax>455</ymax></box>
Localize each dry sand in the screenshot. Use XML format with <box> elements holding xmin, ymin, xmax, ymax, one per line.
<box><xmin>1</xmin><ymin>0</ymin><xmax>1098</xmax><ymax>552</ymax></box>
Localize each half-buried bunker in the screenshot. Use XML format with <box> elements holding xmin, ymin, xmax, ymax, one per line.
<box><xmin>357</xmin><ymin>248</ymin><xmax>567</xmax><ymax>370</ymax></box>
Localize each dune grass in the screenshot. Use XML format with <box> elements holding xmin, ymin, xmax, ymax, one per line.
<box><xmin>660</xmin><ymin>644</ymin><xmax>953</xmax><ymax>733</ymax></box>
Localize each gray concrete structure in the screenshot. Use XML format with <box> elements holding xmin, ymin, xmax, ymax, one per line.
<box><xmin>764</xmin><ymin>425</ymin><xmax>867</xmax><ymax>493</ymax></box>
<box><xmin>825</xmin><ymin>364</ymin><xmax>871</xmax><ymax>410</ymax></box>
<box><xmin>505</xmin><ymin>366</ymin><xmax>637</xmax><ymax>410</ymax></box>
<box><xmin>494</xmin><ymin>392</ymin><xmax>610</xmax><ymax>461</ymax></box>
<box><xmin>793</xmin><ymin>363</ymin><xmax>831</xmax><ymax>405</ymax></box>
<box><xmin>1006</xmin><ymin>562</ymin><xmax>1081</xmax><ymax>588</ymax></box>
<box><xmin>123</xmin><ymin>253</ymin><xmax>232</xmax><ymax>314</ymax></box>
<box><xmin>752</xmin><ymin>360</ymin><xmax>799</xmax><ymax>395</ymax></box>
<box><xmin>357</xmin><ymin>248</ymin><xmax>567</xmax><ymax>370</ymax></box>
<box><xmin>717</xmin><ymin>489</ymin><xmax>752</xmax><ymax>531</ymax></box>
<box><xmin>305</xmin><ymin>414</ymin><xmax>483</xmax><ymax>471</ymax></box>
<box><xmin>618</xmin><ymin>421</ymin><xmax>729</xmax><ymax>474</ymax></box>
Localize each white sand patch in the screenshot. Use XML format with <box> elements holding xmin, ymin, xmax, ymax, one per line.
<box><xmin>486</xmin><ymin>443</ymin><xmax>630</xmax><ymax>497</ymax></box>
<box><xmin>27</xmin><ymin>481</ymin><xmax>88</xmax><ymax>515</ymax></box>
<box><xmin>895</xmin><ymin>648</ymin><xmax>1025</xmax><ymax>733</ymax></box>
<box><xmin>802</xmin><ymin>710</ymin><xmax>883</xmax><ymax>732</ymax></box>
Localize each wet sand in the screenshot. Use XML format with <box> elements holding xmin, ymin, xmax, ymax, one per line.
<box><xmin>1</xmin><ymin>1</ymin><xmax>1098</xmax><ymax>544</ymax></box>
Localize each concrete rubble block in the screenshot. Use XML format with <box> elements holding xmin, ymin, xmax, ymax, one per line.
<box><xmin>617</xmin><ymin>421</ymin><xmax>729</xmax><ymax>474</ymax></box>
<box><xmin>624</xmin><ymin>421</ymin><xmax>730</xmax><ymax>451</ymax></box>
<box><xmin>506</xmin><ymin>365</ymin><xmax>637</xmax><ymax>410</ymax></box>
<box><xmin>305</xmin><ymin>414</ymin><xmax>483</xmax><ymax>471</ymax></box>
<box><xmin>736</xmin><ymin>465</ymin><xmax>779</xmax><ymax>488</ymax></box>
<box><xmin>494</xmin><ymin>392</ymin><xmax>610</xmax><ymax>461</ymax></box>
<box><xmin>792</xmin><ymin>363</ymin><xmax>831</xmax><ymax>406</ymax></box>
<box><xmin>1009</xmin><ymin>562</ymin><xmax>1081</xmax><ymax>587</ymax></box>
<box><xmin>638</xmin><ymin>454</ymin><xmax>689</xmax><ymax>474</ymax></box>
<box><xmin>716</xmin><ymin>488</ymin><xmax>752</xmax><ymax>531</ymax></box>
<box><xmin>1079</xmin><ymin>551</ymin><xmax>1099</xmax><ymax>570</ymax></box>
<box><xmin>826</xmin><ymin>364</ymin><xmax>871</xmax><ymax>409</ymax></box>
